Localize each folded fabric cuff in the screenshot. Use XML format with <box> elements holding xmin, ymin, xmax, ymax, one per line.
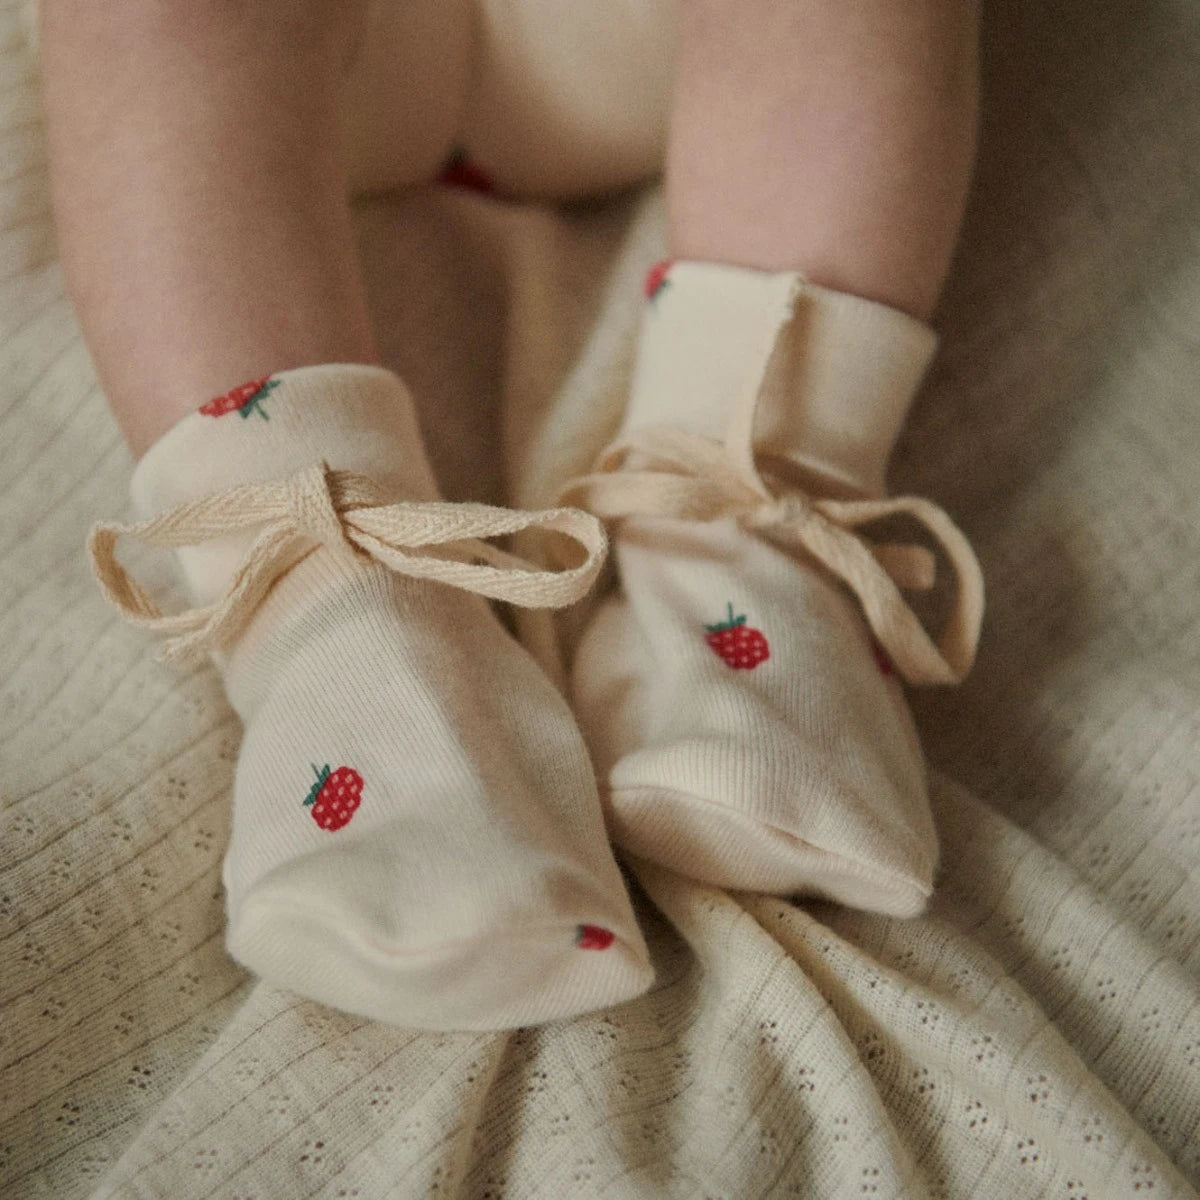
<box><xmin>624</xmin><ymin>261</ymin><xmax>938</xmax><ymax>498</ymax></box>
<box><xmin>129</xmin><ymin>363</ymin><xmax>440</xmax><ymax>606</ymax></box>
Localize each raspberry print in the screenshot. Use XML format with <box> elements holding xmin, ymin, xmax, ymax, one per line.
<box><xmin>304</xmin><ymin>764</ymin><xmax>364</xmax><ymax>832</ymax></box>
<box><xmin>199</xmin><ymin>376</ymin><xmax>280</xmax><ymax>420</ymax></box>
<box><xmin>705</xmin><ymin>602</ymin><xmax>770</xmax><ymax>670</ymax></box>
<box><xmin>575</xmin><ymin>924</ymin><xmax>615</xmax><ymax>950</ymax></box>
<box><xmin>644</xmin><ymin>259</ymin><xmax>674</xmax><ymax>302</ymax></box>
<box><xmin>437</xmin><ymin>148</ymin><xmax>496</xmax><ymax>195</ymax></box>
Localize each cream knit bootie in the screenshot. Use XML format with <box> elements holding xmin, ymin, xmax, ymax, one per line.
<box><xmin>90</xmin><ymin>364</ymin><xmax>654</xmax><ymax>1029</ymax></box>
<box><xmin>563</xmin><ymin>263</ymin><xmax>983</xmax><ymax>917</ymax></box>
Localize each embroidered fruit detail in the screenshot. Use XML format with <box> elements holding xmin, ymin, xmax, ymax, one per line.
<box><xmin>575</xmin><ymin>924</ymin><xmax>615</xmax><ymax>950</ymax></box>
<box><xmin>437</xmin><ymin>148</ymin><xmax>495</xmax><ymax>195</ymax></box>
<box><xmin>644</xmin><ymin>259</ymin><xmax>673</xmax><ymax>302</ymax></box>
<box><xmin>199</xmin><ymin>376</ymin><xmax>280</xmax><ymax>420</ymax></box>
<box><xmin>304</xmin><ymin>764</ymin><xmax>364</xmax><ymax>832</ymax></box>
<box><xmin>705</xmin><ymin>602</ymin><xmax>770</xmax><ymax>670</ymax></box>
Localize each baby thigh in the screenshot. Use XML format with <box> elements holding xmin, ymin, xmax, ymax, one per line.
<box><xmin>342</xmin><ymin>0</ymin><xmax>475</xmax><ymax>196</ymax></box>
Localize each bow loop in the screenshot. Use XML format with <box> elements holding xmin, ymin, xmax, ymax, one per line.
<box><xmin>89</xmin><ymin>462</ymin><xmax>608</xmax><ymax>668</ymax></box>
<box><xmin>559</xmin><ymin>428</ymin><xmax>983</xmax><ymax>686</ymax></box>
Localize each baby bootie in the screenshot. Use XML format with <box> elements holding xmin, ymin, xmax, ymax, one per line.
<box><xmin>562</xmin><ymin>263</ymin><xmax>983</xmax><ymax>917</ymax></box>
<box><xmin>90</xmin><ymin>364</ymin><xmax>654</xmax><ymax>1029</ymax></box>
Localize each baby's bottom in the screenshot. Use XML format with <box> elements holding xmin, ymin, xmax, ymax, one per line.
<box><xmin>39</xmin><ymin>0</ymin><xmax>978</xmax><ymax>457</ymax></box>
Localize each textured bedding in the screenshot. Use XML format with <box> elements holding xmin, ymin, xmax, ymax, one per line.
<box><xmin>3</xmin><ymin>0</ymin><xmax>1200</xmax><ymax>1195</ymax></box>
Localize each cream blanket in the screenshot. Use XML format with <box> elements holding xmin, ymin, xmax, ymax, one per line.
<box><xmin>3</xmin><ymin>0</ymin><xmax>1199</xmax><ymax>1195</ymax></box>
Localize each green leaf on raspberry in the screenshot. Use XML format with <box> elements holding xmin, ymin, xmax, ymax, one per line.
<box><xmin>304</xmin><ymin>763</ymin><xmax>331</xmax><ymax>807</ymax></box>
<box><xmin>239</xmin><ymin>377</ymin><xmax>280</xmax><ymax>420</ymax></box>
<box><xmin>704</xmin><ymin>601</ymin><xmax>748</xmax><ymax>634</ymax></box>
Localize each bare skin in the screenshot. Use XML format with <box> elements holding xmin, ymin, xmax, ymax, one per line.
<box><xmin>667</xmin><ymin>0</ymin><xmax>980</xmax><ymax>321</ymax></box>
<box><xmin>40</xmin><ymin>0</ymin><xmax>378</xmax><ymax>457</ymax></box>
<box><xmin>40</xmin><ymin>0</ymin><xmax>979</xmax><ymax>457</ymax></box>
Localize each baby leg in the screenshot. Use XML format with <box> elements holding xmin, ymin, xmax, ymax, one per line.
<box><xmin>41</xmin><ymin>0</ymin><xmax>380</xmax><ymax>455</ymax></box>
<box><xmin>570</xmin><ymin>0</ymin><xmax>983</xmax><ymax>913</ymax></box>
<box><xmin>45</xmin><ymin>0</ymin><xmax>653</xmax><ymax>1027</ymax></box>
<box><xmin>668</xmin><ymin>0</ymin><xmax>979</xmax><ymax>319</ymax></box>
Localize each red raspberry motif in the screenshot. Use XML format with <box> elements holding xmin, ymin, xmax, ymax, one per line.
<box><xmin>644</xmin><ymin>259</ymin><xmax>674</xmax><ymax>302</ymax></box>
<box><xmin>199</xmin><ymin>376</ymin><xmax>280</xmax><ymax>420</ymax></box>
<box><xmin>575</xmin><ymin>924</ymin><xmax>615</xmax><ymax>950</ymax></box>
<box><xmin>705</xmin><ymin>602</ymin><xmax>770</xmax><ymax>670</ymax></box>
<box><xmin>437</xmin><ymin>148</ymin><xmax>495</xmax><ymax>195</ymax></box>
<box><xmin>304</xmin><ymin>764</ymin><xmax>364</xmax><ymax>832</ymax></box>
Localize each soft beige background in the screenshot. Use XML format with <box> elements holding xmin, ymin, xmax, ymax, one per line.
<box><xmin>3</xmin><ymin>0</ymin><xmax>1200</xmax><ymax>1195</ymax></box>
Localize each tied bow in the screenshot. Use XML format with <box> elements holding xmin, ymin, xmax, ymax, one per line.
<box><xmin>89</xmin><ymin>462</ymin><xmax>608</xmax><ymax>667</ymax></box>
<box><xmin>558</xmin><ymin>427</ymin><xmax>984</xmax><ymax>686</ymax></box>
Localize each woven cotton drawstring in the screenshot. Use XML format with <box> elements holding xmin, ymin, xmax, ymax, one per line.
<box><xmin>89</xmin><ymin>461</ymin><xmax>608</xmax><ymax>668</ymax></box>
<box><xmin>558</xmin><ymin>425</ymin><xmax>983</xmax><ymax>686</ymax></box>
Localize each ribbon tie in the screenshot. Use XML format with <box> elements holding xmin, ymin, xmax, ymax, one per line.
<box><xmin>89</xmin><ymin>462</ymin><xmax>608</xmax><ymax>667</ymax></box>
<box><xmin>558</xmin><ymin>426</ymin><xmax>983</xmax><ymax>686</ymax></box>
